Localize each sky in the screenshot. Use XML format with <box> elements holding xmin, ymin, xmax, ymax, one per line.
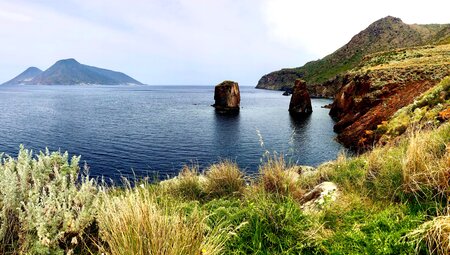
<box><xmin>0</xmin><ymin>0</ymin><xmax>448</xmax><ymax>85</ymax></box>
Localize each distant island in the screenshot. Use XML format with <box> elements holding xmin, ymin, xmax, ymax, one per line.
<box><xmin>2</xmin><ymin>58</ymin><xmax>143</xmax><ymax>85</ymax></box>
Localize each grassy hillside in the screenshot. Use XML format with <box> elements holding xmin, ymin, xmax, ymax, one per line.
<box><xmin>329</xmin><ymin>43</ymin><xmax>449</xmax><ymax>149</ymax></box>
<box><xmin>1</xmin><ymin>117</ymin><xmax>450</xmax><ymax>254</ymax></box>
<box><xmin>256</xmin><ymin>16</ymin><xmax>450</xmax><ymax>91</ymax></box>
<box><xmin>376</xmin><ymin>76</ymin><xmax>450</xmax><ymax>145</ymax></box>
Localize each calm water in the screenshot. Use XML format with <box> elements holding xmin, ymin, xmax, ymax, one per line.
<box><xmin>0</xmin><ymin>85</ymin><xmax>342</xmax><ymax>180</ymax></box>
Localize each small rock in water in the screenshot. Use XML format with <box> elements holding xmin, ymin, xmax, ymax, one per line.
<box><xmin>289</xmin><ymin>79</ymin><xmax>312</xmax><ymax>117</ymax></box>
<box><xmin>213</xmin><ymin>80</ymin><xmax>240</xmax><ymax>113</ymax></box>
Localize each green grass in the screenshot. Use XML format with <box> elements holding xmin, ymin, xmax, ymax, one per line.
<box><xmin>319</xmin><ymin>198</ymin><xmax>426</xmax><ymax>255</ymax></box>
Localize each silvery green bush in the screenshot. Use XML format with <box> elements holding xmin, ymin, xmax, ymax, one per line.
<box><xmin>0</xmin><ymin>146</ymin><xmax>98</xmax><ymax>254</ymax></box>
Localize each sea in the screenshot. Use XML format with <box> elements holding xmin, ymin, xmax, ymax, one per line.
<box><xmin>0</xmin><ymin>85</ymin><xmax>343</xmax><ymax>181</ymax></box>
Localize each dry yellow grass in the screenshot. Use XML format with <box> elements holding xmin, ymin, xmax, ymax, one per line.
<box><xmin>204</xmin><ymin>160</ymin><xmax>245</xmax><ymax>198</ymax></box>
<box><xmin>359</xmin><ymin>44</ymin><xmax>450</xmax><ymax>72</ymax></box>
<box><xmin>408</xmin><ymin>215</ymin><xmax>450</xmax><ymax>255</ymax></box>
<box><xmin>259</xmin><ymin>155</ymin><xmax>304</xmax><ymax>199</ymax></box>
<box><xmin>97</xmin><ymin>186</ymin><xmax>227</xmax><ymax>255</ymax></box>
<box><xmin>402</xmin><ymin>129</ymin><xmax>450</xmax><ymax>195</ymax></box>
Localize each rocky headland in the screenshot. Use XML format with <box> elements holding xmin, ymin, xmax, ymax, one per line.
<box><xmin>257</xmin><ymin>16</ymin><xmax>450</xmax><ymax>151</ymax></box>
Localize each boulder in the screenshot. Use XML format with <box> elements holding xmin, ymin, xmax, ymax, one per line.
<box><xmin>301</xmin><ymin>182</ymin><xmax>338</xmax><ymax>213</ymax></box>
<box><xmin>213</xmin><ymin>80</ymin><xmax>240</xmax><ymax>113</ymax></box>
<box><xmin>289</xmin><ymin>79</ymin><xmax>312</xmax><ymax>116</ymax></box>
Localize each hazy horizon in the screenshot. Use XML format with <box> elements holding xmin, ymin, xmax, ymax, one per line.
<box><xmin>1</xmin><ymin>0</ymin><xmax>448</xmax><ymax>86</ymax></box>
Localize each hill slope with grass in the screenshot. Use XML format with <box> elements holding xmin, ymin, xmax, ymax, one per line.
<box><xmin>256</xmin><ymin>16</ymin><xmax>450</xmax><ymax>95</ymax></box>
<box><xmin>329</xmin><ymin>44</ymin><xmax>450</xmax><ymax>149</ymax></box>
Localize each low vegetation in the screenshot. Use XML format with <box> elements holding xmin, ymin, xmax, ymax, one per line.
<box><xmin>353</xmin><ymin>44</ymin><xmax>450</xmax><ymax>88</ymax></box>
<box><xmin>1</xmin><ymin>121</ymin><xmax>449</xmax><ymax>254</ymax></box>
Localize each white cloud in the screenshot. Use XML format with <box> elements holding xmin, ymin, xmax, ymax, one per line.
<box><xmin>0</xmin><ymin>0</ymin><xmax>448</xmax><ymax>85</ymax></box>
<box><xmin>0</xmin><ymin>9</ymin><xmax>32</xmax><ymax>22</ymax></box>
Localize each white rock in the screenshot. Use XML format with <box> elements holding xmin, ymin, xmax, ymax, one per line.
<box><xmin>301</xmin><ymin>182</ymin><xmax>338</xmax><ymax>213</ymax></box>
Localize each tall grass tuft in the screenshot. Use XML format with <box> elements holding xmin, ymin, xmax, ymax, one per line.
<box><xmin>166</xmin><ymin>164</ymin><xmax>205</xmax><ymax>200</ymax></box>
<box><xmin>365</xmin><ymin>144</ymin><xmax>405</xmax><ymax>201</ymax></box>
<box><xmin>204</xmin><ymin>160</ymin><xmax>245</xmax><ymax>198</ymax></box>
<box><xmin>97</xmin><ymin>185</ymin><xmax>228</xmax><ymax>255</ymax></box>
<box><xmin>408</xmin><ymin>215</ymin><xmax>450</xmax><ymax>255</ymax></box>
<box><xmin>259</xmin><ymin>154</ymin><xmax>304</xmax><ymax>199</ymax></box>
<box><xmin>402</xmin><ymin>126</ymin><xmax>450</xmax><ymax>196</ymax></box>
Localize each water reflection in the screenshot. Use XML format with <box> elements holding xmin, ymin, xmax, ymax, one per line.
<box><xmin>289</xmin><ymin>114</ymin><xmax>312</xmax><ymax>131</ymax></box>
<box><xmin>285</xmin><ymin>100</ymin><xmax>342</xmax><ymax>166</ymax></box>
<box><xmin>213</xmin><ymin>110</ymin><xmax>241</xmax><ymax>158</ymax></box>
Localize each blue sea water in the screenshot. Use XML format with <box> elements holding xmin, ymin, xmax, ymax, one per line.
<box><xmin>0</xmin><ymin>85</ymin><xmax>342</xmax><ymax>180</ymax></box>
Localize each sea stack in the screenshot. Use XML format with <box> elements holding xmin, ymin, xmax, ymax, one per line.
<box><xmin>289</xmin><ymin>79</ymin><xmax>312</xmax><ymax>116</ymax></box>
<box><xmin>213</xmin><ymin>80</ymin><xmax>240</xmax><ymax>113</ymax></box>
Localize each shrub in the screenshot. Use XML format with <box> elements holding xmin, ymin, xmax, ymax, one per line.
<box><xmin>259</xmin><ymin>154</ymin><xmax>304</xmax><ymax>199</ymax></box>
<box><xmin>97</xmin><ymin>185</ymin><xmax>228</xmax><ymax>255</ymax></box>
<box><xmin>204</xmin><ymin>160</ymin><xmax>245</xmax><ymax>198</ymax></box>
<box><xmin>0</xmin><ymin>146</ymin><xmax>98</xmax><ymax>254</ymax></box>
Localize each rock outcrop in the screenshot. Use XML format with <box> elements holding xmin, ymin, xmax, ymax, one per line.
<box><xmin>301</xmin><ymin>182</ymin><xmax>338</xmax><ymax>213</ymax></box>
<box><xmin>213</xmin><ymin>80</ymin><xmax>240</xmax><ymax>113</ymax></box>
<box><xmin>289</xmin><ymin>79</ymin><xmax>312</xmax><ymax>116</ymax></box>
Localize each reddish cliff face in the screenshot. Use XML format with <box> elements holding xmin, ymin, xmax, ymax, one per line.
<box><xmin>289</xmin><ymin>79</ymin><xmax>313</xmax><ymax>116</ymax></box>
<box><xmin>328</xmin><ymin>43</ymin><xmax>450</xmax><ymax>150</ymax></box>
<box><xmin>330</xmin><ymin>70</ymin><xmax>447</xmax><ymax>150</ymax></box>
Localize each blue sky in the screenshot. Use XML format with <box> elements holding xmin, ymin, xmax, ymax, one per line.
<box><xmin>0</xmin><ymin>0</ymin><xmax>448</xmax><ymax>85</ymax></box>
